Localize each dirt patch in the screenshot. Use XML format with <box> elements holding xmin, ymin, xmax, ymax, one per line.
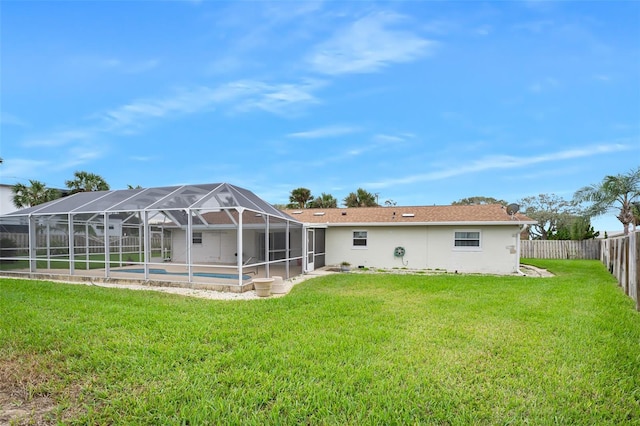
<box><xmin>0</xmin><ymin>391</ymin><xmax>56</xmax><ymax>426</ymax></box>
<box><xmin>0</xmin><ymin>355</ymin><xmax>77</xmax><ymax>425</ymax></box>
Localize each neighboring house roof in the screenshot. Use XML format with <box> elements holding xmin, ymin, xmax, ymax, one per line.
<box><xmin>283</xmin><ymin>205</ymin><xmax>536</xmax><ymax>226</ymax></box>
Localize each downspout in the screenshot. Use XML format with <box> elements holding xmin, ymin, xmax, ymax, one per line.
<box><xmin>516</xmin><ymin>224</ymin><xmax>527</xmax><ymax>276</ymax></box>
<box><xmin>285</xmin><ymin>220</ymin><xmax>290</xmax><ymax>279</ymax></box>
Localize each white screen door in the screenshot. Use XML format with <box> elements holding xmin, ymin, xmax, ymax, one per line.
<box><xmin>307</xmin><ymin>229</ymin><xmax>315</xmax><ymax>272</ymax></box>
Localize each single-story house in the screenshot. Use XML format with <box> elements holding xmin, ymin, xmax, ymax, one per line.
<box><xmin>0</xmin><ymin>182</ymin><xmax>536</xmax><ymax>291</ymax></box>
<box><xmin>285</xmin><ymin>205</ymin><xmax>536</xmax><ymax>275</ymax></box>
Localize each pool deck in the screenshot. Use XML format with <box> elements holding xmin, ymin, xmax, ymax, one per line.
<box><xmin>0</xmin><ymin>265</ymin><xmax>335</xmax><ymax>299</ymax></box>
<box><xmin>0</xmin><ymin>262</ymin><xmax>305</xmax><ymax>294</ymax></box>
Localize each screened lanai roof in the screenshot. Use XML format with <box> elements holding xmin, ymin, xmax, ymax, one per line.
<box><xmin>4</xmin><ymin>183</ymin><xmax>295</xmax><ymax>221</ymax></box>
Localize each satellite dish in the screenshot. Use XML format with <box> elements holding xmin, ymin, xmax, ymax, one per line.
<box><xmin>506</xmin><ymin>203</ymin><xmax>520</xmax><ymax>216</ymax></box>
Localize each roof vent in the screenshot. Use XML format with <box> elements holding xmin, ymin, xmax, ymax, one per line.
<box><xmin>313</xmin><ymin>212</ymin><xmax>325</xmax><ymax>216</ymax></box>
<box><xmin>341</xmin><ymin>211</ymin><xmax>347</xmax><ymax>215</ymax></box>
<box><xmin>291</xmin><ymin>211</ymin><xmax>303</xmax><ymax>214</ymax></box>
<box><xmin>402</xmin><ymin>213</ymin><xmax>415</xmax><ymax>217</ymax></box>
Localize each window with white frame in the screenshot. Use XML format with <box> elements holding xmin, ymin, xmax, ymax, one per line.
<box><xmin>454</xmin><ymin>231</ymin><xmax>480</xmax><ymax>248</ymax></box>
<box><xmin>192</xmin><ymin>232</ymin><xmax>203</xmax><ymax>244</ymax></box>
<box><xmin>353</xmin><ymin>231</ymin><xmax>368</xmax><ymax>247</ymax></box>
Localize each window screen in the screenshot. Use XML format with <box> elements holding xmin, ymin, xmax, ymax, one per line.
<box><xmin>454</xmin><ymin>231</ymin><xmax>480</xmax><ymax>247</ymax></box>
<box><xmin>353</xmin><ymin>231</ymin><xmax>367</xmax><ymax>247</ymax></box>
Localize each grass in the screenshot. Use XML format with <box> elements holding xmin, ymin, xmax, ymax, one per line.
<box><xmin>0</xmin><ymin>252</ymin><xmax>144</xmax><ymax>271</ymax></box>
<box><xmin>1</xmin><ymin>259</ymin><xmax>639</xmax><ymax>424</ymax></box>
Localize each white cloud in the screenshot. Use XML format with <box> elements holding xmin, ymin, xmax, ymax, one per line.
<box><xmin>308</xmin><ymin>12</ymin><xmax>435</xmax><ymax>75</ymax></box>
<box><xmin>373</xmin><ymin>134</ymin><xmax>405</xmax><ymax>143</ymax></box>
<box><xmin>130</xmin><ymin>156</ymin><xmax>155</xmax><ymax>162</ymax></box>
<box><xmin>594</xmin><ymin>74</ymin><xmax>611</xmax><ymax>82</ymax></box>
<box><xmin>68</xmin><ymin>55</ymin><xmax>160</xmax><ymax>75</ymax></box>
<box><xmin>0</xmin><ymin>112</ymin><xmax>28</xmax><ymax>127</ymax></box>
<box><xmin>53</xmin><ymin>145</ymin><xmax>106</xmax><ymax>171</ymax></box>
<box><xmin>528</xmin><ymin>77</ymin><xmax>559</xmax><ymax>93</ymax></box>
<box><xmin>512</xmin><ymin>20</ymin><xmax>555</xmax><ymax>33</ymax></box>
<box><xmin>23</xmin><ymin>129</ymin><xmax>95</xmax><ymax>147</ymax></box>
<box><xmin>22</xmin><ymin>79</ymin><xmax>325</xmax><ymax>152</ymax></box>
<box><xmin>474</xmin><ymin>25</ymin><xmax>492</xmax><ymax>36</ymax></box>
<box><xmin>0</xmin><ymin>158</ymin><xmax>51</xmax><ymax>181</ymax></box>
<box><xmin>287</xmin><ymin>125</ymin><xmax>359</xmax><ymax>139</ymax></box>
<box><xmin>236</xmin><ymin>80</ymin><xmax>324</xmax><ymax>115</ymax></box>
<box><xmin>365</xmin><ymin>143</ymin><xmax>633</xmax><ymax>188</ymax></box>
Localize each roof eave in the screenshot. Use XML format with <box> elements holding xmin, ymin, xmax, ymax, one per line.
<box><xmin>301</xmin><ymin>220</ymin><xmax>537</xmax><ymax>227</ymax></box>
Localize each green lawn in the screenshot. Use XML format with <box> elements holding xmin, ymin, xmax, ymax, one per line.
<box><xmin>0</xmin><ymin>252</ymin><xmax>145</xmax><ymax>271</ymax></box>
<box><xmin>1</xmin><ymin>259</ymin><xmax>639</xmax><ymax>425</ymax></box>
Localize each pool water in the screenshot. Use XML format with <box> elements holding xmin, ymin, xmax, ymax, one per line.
<box><xmin>116</xmin><ymin>268</ymin><xmax>251</xmax><ymax>280</ymax></box>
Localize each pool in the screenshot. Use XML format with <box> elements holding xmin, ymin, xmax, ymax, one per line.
<box><xmin>115</xmin><ymin>268</ymin><xmax>252</xmax><ymax>281</ymax></box>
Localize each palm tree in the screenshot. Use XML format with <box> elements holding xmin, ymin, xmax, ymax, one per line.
<box><xmin>65</xmin><ymin>171</ymin><xmax>110</xmax><ymax>193</ymax></box>
<box><xmin>343</xmin><ymin>188</ymin><xmax>378</xmax><ymax>207</ymax></box>
<box><xmin>12</xmin><ymin>180</ymin><xmax>61</xmax><ymax>208</ymax></box>
<box><xmin>308</xmin><ymin>193</ymin><xmax>338</xmax><ymax>208</ymax></box>
<box><xmin>574</xmin><ymin>167</ymin><xmax>640</xmax><ymax>235</ymax></box>
<box><xmin>289</xmin><ymin>187</ymin><xmax>312</xmax><ymax>209</ymax></box>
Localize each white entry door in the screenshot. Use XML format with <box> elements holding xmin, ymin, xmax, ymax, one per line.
<box><xmin>307</xmin><ymin>229</ymin><xmax>315</xmax><ymax>272</ymax></box>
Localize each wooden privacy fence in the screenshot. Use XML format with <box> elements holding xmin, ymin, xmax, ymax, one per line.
<box><xmin>520</xmin><ymin>240</ymin><xmax>601</xmax><ymax>259</ymax></box>
<box><xmin>601</xmin><ymin>231</ymin><xmax>640</xmax><ymax>311</ymax></box>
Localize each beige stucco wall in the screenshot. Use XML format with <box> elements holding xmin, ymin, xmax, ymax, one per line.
<box><xmin>324</xmin><ymin>225</ymin><xmax>521</xmax><ymax>275</ymax></box>
<box><xmin>170</xmin><ymin>227</ymin><xmax>304</xmax><ymax>265</ymax></box>
<box><xmin>171</xmin><ymin>229</ymin><xmax>238</xmax><ymax>264</ymax></box>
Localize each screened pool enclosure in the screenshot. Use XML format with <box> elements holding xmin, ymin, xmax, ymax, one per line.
<box><xmin>0</xmin><ymin>183</ymin><xmax>304</xmax><ymax>291</ymax></box>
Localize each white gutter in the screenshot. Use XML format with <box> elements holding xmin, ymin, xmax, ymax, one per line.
<box><xmin>309</xmin><ymin>220</ymin><xmax>538</xmax><ymax>227</ymax></box>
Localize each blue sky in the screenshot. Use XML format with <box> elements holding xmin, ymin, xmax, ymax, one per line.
<box><xmin>1</xmin><ymin>1</ymin><xmax>638</xmax><ymax>232</ymax></box>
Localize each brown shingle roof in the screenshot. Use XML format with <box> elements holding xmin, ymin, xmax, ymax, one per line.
<box><xmin>282</xmin><ymin>205</ymin><xmax>535</xmax><ymax>225</ymax></box>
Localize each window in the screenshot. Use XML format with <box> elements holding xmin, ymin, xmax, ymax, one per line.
<box><xmin>454</xmin><ymin>231</ymin><xmax>480</xmax><ymax>248</ymax></box>
<box><xmin>353</xmin><ymin>231</ymin><xmax>367</xmax><ymax>247</ymax></box>
<box><xmin>192</xmin><ymin>232</ymin><xmax>203</xmax><ymax>244</ymax></box>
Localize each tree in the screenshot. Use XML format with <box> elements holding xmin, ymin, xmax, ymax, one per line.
<box><xmin>518</xmin><ymin>193</ymin><xmax>581</xmax><ymax>240</ymax></box>
<box><xmin>548</xmin><ymin>215</ymin><xmax>599</xmax><ymax>240</ymax></box>
<box><xmin>343</xmin><ymin>188</ymin><xmax>378</xmax><ymax>207</ymax></box>
<box><xmin>12</xmin><ymin>180</ymin><xmax>60</xmax><ymax>208</ymax></box>
<box><xmin>452</xmin><ymin>196</ymin><xmax>508</xmax><ymax>206</ymax></box>
<box><xmin>574</xmin><ymin>167</ymin><xmax>640</xmax><ymax>235</ymax></box>
<box><xmin>65</xmin><ymin>171</ymin><xmax>110</xmax><ymax>193</ymax></box>
<box><xmin>288</xmin><ymin>187</ymin><xmax>312</xmax><ymax>209</ymax></box>
<box><xmin>308</xmin><ymin>193</ymin><xmax>338</xmax><ymax>208</ymax></box>
<box><xmin>127</xmin><ymin>184</ymin><xmax>143</xmax><ymax>189</ymax></box>
<box><xmin>633</xmin><ymin>202</ymin><xmax>640</xmax><ymax>227</ymax></box>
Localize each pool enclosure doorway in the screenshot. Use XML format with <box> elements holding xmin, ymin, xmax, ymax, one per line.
<box><xmin>0</xmin><ymin>183</ymin><xmax>304</xmax><ymax>292</ymax></box>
